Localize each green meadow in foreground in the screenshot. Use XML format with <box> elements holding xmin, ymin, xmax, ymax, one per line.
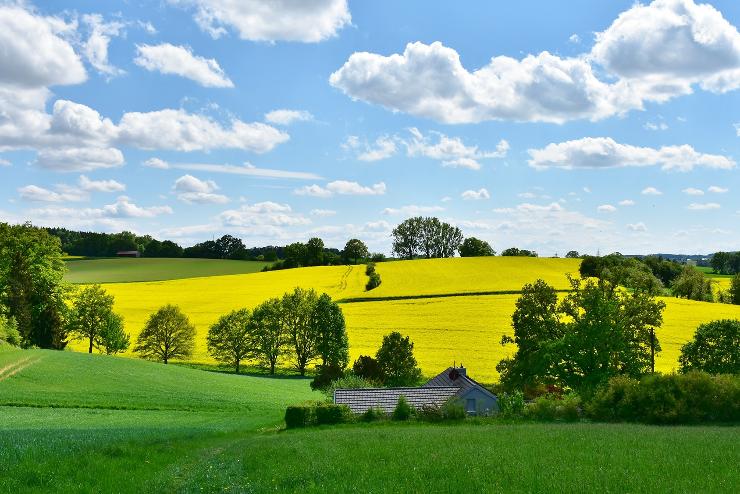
<box><xmin>63</xmin><ymin>257</ymin><xmax>270</xmax><ymax>284</ymax></box>
<box><xmin>1</xmin><ymin>348</ymin><xmax>738</xmax><ymax>493</ymax></box>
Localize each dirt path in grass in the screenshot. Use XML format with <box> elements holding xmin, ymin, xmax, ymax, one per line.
<box><xmin>0</xmin><ymin>355</ymin><xmax>43</xmax><ymax>382</ymax></box>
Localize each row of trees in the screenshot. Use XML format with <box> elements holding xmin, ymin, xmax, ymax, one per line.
<box><xmin>710</xmin><ymin>251</ymin><xmax>740</xmax><ymax>275</ymax></box>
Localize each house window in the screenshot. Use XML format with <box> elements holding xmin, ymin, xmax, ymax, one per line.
<box><xmin>466</xmin><ymin>398</ymin><xmax>476</xmax><ymax>413</ymax></box>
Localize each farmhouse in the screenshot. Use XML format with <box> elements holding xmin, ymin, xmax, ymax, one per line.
<box><xmin>116</xmin><ymin>250</ymin><xmax>140</xmax><ymax>258</ymax></box>
<box><xmin>334</xmin><ymin>366</ymin><xmax>498</xmax><ymax>415</ymax></box>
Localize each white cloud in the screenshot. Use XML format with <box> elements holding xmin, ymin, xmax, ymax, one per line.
<box><xmin>708</xmin><ymin>185</ymin><xmax>728</xmax><ymax>193</ymax></box>
<box><xmin>36</xmin><ymin>147</ymin><xmax>124</xmax><ymax>172</ymax></box>
<box><xmin>644</xmin><ymin>121</ymin><xmax>668</xmax><ymax>131</ymax></box>
<box><xmin>330</xmin><ymin>41</ymin><xmax>624</xmax><ymax>124</ymax></box>
<box><xmin>219</xmin><ymin>201</ymin><xmax>310</xmax><ymax>227</ymax></box>
<box><xmin>264</xmin><ymin>109</ymin><xmax>314</xmax><ymax>125</ymax></box>
<box><xmin>642</xmin><ymin>187</ymin><xmax>663</xmax><ymax>195</ymax></box>
<box><xmin>382</xmin><ymin>205</ymin><xmax>445</xmax><ymax>216</ymax></box>
<box><xmin>330</xmin><ymin>1</ymin><xmax>740</xmax><ymax>124</ymax></box>
<box><xmin>528</xmin><ymin>137</ymin><xmax>735</xmax><ymax>172</ymax></box>
<box><xmin>627</xmin><ymin>222</ymin><xmax>648</xmax><ymax>232</ymax></box>
<box><xmin>173</xmin><ymin>174</ymin><xmax>229</xmax><ymax>204</ymax></box>
<box><xmin>134</xmin><ymin>43</ymin><xmax>233</xmax><ymax>88</ymax></box>
<box><xmin>78</xmin><ymin>175</ymin><xmax>125</xmax><ymax>192</ymax></box>
<box><xmin>0</xmin><ymin>6</ymin><xmax>86</xmax><ymax>88</ymax></box>
<box><xmin>342</xmin><ymin>135</ymin><xmax>398</xmax><ymax>162</ymax></box>
<box><xmin>118</xmin><ymin>109</ymin><xmax>287</xmax><ymax>152</ymax></box>
<box><xmin>461</xmin><ymin>188</ymin><xmax>490</xmax><ymax>200</ymax></box>
<box><xmin>152</xmin><ymin>160</ymin><xmax>319</xmax><ymax>180</ymax></box>
<box><xmin>405</xmin><ymin>128</ymin><xmax>508</xmax><ymax>170</ymax></box>
<box><xmin>82</xmin><ymin>14</ymin><xmax>125</xmax><ymax>77</ymax></box>
<box><xmin>682</xmin><ymin>187</ymin><xmax>704</xmax><ymax>195</ymax></box>
<box><xmin>687</xmin><ymin>202</ymin><xmax>721</xmax><ymax>210</ymax></box>
<box><xmin>143</xmin><ymin>157</ymin><xmax>170</xmax><ymax>169</ymax></box>
<box><xmin>591</xmin><ymin>0</ymin><xmax>740</xmax><ymax>92</ymax></box>
<box><xmin>102</xmin><ymin>196</ymin><xmax>173</xmax><ymax>218</ymax></box>
<box><xmin>618</xmin><ymin>199</ymin><xmax>635</xmax><ymax>206</ymax></box>
<box><xmin>295</xmin><ymin>180</ymin><xmax>386</xmax><ymax>197</ymax></box>
<box><xmin>569</xmin><ymin>34</ymin><xmax>581</xmax><ymax>44</ymax></box>
<box><xmin>170</xmin><ymin>0</ymin><xmax>351</xmax><ymax>42</ymax></box>
<box><xmin>29</xmin><ymin>196</ymin><xmax>172</xmax><ymax>220</ymax></box>
<box><xmin>597</xmin><ymin>204</ymin><xmax>617</xmax><ymax>213</ymax></box>
<box><xmin>18</xmin><ymin>184</ymin><xmax>85</xmax><ymax>203</ymax></box>
<box><xmin>0</xmin><ymin>158</ymin><xmax>10</xmax><ymax>167</ymax></box>
<box><xmin>310</xmin><ymin>208</ymin><xmax>336</xmax><ymax>217</ymax></box>
<box><xmin>518</xmin><ymin>192</ymin><xmax>537</xmax><ymax>199</ymax></box>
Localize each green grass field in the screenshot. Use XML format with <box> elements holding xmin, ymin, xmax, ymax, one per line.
<box><xmin>2</xmin><ymin>347</ymin><xmax>738</xmax><ymax>492</ymax></box>
<box><xmin>64</xmin><ymin>257</ymin><xmax>269</xmax><ymax>283</ymax></box>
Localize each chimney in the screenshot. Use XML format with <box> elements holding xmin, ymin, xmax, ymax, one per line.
<box><xmin>458</xmin><ymin>363</ymin><xmax>466</xmax><ymax>377</ymax></box>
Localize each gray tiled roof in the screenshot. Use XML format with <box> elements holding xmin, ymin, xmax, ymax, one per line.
<box><xmin>334</xmin><ymin>387</ymin><xmax>460</xmax><ymax>414</ymax></box>
<box><xmin>423</xmin><ymin>367</ymin><xmax>497</xmax><ymax>400</ymax></box>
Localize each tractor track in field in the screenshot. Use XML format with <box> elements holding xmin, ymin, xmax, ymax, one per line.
<box><xmin>0</xmin><ymin>355</ymin><xmax>43</xmax><ymax>382</ymax></box>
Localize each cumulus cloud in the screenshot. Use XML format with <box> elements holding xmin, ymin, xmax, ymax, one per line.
<box><xmin>310</xmin><ymin>209</ymin><xmax>336</xmax><ymax>217</ymax></box>
<box><xmin>461</xmin><ymin>188</ymin><xmax>490</xmax><ymax>200</ymax></box>
<box><xmin>134</xmin><ymin>43</ymin><xmax>233</xmax><ymax>88</ymax></box>
<box><xmin>405</xmin><ymin>128</ymin><xmax>508</xmax><ymax>170</ymax></box>
<box><xmin>687</xmin><ymin>202</ymin><xmax>721</xmax><ymax>210</ymax></box>
<box><xmin>683</xmin><ymin>187</ymin><xmax>704</xmax><ymax>195</ymax></box>
<box><xmin>173</xmin><ymin>174</ymin><xmax>229</xmax><ymax>204</ymax></box>
<box><xmin>597</xmin><ymin>204</ymin><xmax>617</xmax><ymax>213</ymax></box>
<box><xmin>330</xmin><ymin>1</ymin><xmax>740</xmax><ymax>124</ymax></box>
<box><xmin>264</xmin><ymin>109</ymin><xmax>314</xmax><ymax>125</ymax></box>
<box><xmin>143</xmin><ymin>157</ymin><xmax>170</xmax><ymax>169</ymax></box>
<box><xmin>82</xmin><ymin>14</ymin><xmax>125</xmax><ymax>77</ymax></box>
<box><xmin>619</xmin><ymin>199</ymin><xmax>635</xmax><ymax>206</ymax></box>
<box><xmin>708</xmin><ymin>185</ymin><xmax>728</xmax><ymax>193</ymax></box>
<box><xmin>117</xmin><ymin>109</ymin><xmax>287</xmax><ymax>152</ymax></box>
<box><xmin>642</xmin><ymin>187</ymin><xmax>663</xmax><ymax>195</ymax></box>
<box><xmin>169</xmin><ymin>0</ymin><xmax>351</xmax><ymax>42</ymax></box>
<box><xmin>295</xmin><ymin>180</ymin><xmax>386</xmax><ymax>197</ymax></box>
<box><xmin>382</xmin><ymin>205</ymin><xmax>445</xmax><ymax>216</ymax></box>
<box><xmin>343</xmin><ymin>135</ymin><xmax>398</xmax><ymax>162</ymax></box>
<box><xmin>29</xmin><ymin>196</ymin><xmax>172</xmax><ymax>221</ymax></box>
<box><xmin>78</xmin><ymin>175</ymin><xmax>125</xmax><ymax>192</ymax></box>
<box><xmin>0</xmin><ymin>6</ymin><xmax>86</xmax><ymax>88</ymax></box>
<box><xmin>627</xmin><ymin>222</ymin><xmax>648</xmax><ymax>232</ymax></box>
<box><xmin>219</xmin><ymin>201</ymin><xmax>310</xmax><ymax>227</ymax></box>
<box><xmin>527</xmin><ymin>137</ymin><xmax>735</xmax><ymax>172</ymax></box>
<box><xmin>36</xmin><ymin>147</ymin><xmax>124</xmax><ymax>172</ymax></box>
<box><xmin>18</xmin><ymin>184</ymin><xmax>86</xmax><ymax>203</ymax></box>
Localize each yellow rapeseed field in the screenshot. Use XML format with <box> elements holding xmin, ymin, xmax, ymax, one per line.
<box><xmin>69</xmin><ymin>258</ymin><xmax>740</xmax><ymax>383</ymax></box>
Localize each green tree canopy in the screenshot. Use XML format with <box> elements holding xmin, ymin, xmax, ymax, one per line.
<box><xmin>343</xmin><ymin>238</ymin><xmax>369</xmax><ymax>264</ymax></box>
<box><xmin>68</xmin><ymin>284</ymin><xmax>115</xmax><ymax>354</ymax></box>
<box><xmin>249</xmin><ymin>298</ymin><xmax>287</xmax><ymax>374</ymax></box>
<box><xmin>391</xmin><ymin>217</ymin><xmax>463</xmax><ymax>259</ymax></box>
<box><xmin>281</xmin><ymin>287</ymin><xmax>320</xmax><ymax>376</ymax></box>
<box><xmin>375</xmin><ymin>331</ymin><xmax>422</xmax><ymax>387</ymax></box>
<box><xmin>0</xmin><ymin>222</ymin><xmax>69</xmax><ymax>349</ymax></box>
<box><xmin>730</xmin><ymin>274</ymin><xmax>740</xmax><ymax>305</ymax></box>
<box><xmin>95</xmin><ymin>312</ymin><xmax>129</xmax><ymax>355</ymax></box>
<box><xmin>134</xmin><ymin>304</ymin><xmax>195</xmax><ymax>364</ymax></box>
<box><xmin>306</xmin><ymin>237</ymin><xmax>325</xmax><ymax>266</ymax></box>
<box><xmin>458</xmin><ymin>237</ymin><xmax>495</xmax><ymax>257</ymax></box>
<box><xmin>679</xmin><ymin>319</ymin><xmax>740</xmax><ymax>374</ymax></box>
<box><xmin>671</xmin><ymin>266</ymin><xmax>713</xmax><ymax>302</ymax></box>
<box><xmin>312</xmin><ymin>293</ymin><xmax>349</xmax><ymax>369</ymax></box>
<box><xmin>207</xmin><ymin>308</ymin><xmax>253</xmax><ymax>373</ymax></box>
<box><xmin>499</xmin><ymin>277</ymin><xmax>665</xmax><ymax>395</ymax></box>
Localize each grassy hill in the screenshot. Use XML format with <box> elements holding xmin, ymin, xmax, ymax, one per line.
<box><xmin>64</xmin><ymin>257</ymin><xmax>740</xmax><ymax>382</ymax></box>
<box><xmin>1</xmin><ymin>348</ymin><xmax>737</xmax><ymax>492</ymax></box>
<box><xmin>64</xmin><ymin>257</ymin><xmax>270</xmax><ymax>283</ymax></box>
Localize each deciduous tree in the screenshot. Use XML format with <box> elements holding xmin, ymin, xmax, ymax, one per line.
<box><xmin>207</xmin><ymin>308</ymin><xmax>253</xmax><ymax>373</ymax></box>
<box><xmin>68</xmin><ymin>284</ymin><xmax>115</xmax><ymax>354</ymax></box>
<box><xmin>249</xmin><ymin>298</ymin><xmax>286</xmax><ymax>374</ymax></box>
<box><xmin>281</xmin><ymin>288</ymin><xmax>319</xmax><ymax>376</ymax></box>
<box><xmin>679</xmin><ymin>319</ymin><xmax>740</xmax><ymax>374</ymax></box>
<box><xmin>95</xmin><ymin>313</ymin><xmax>129</xmax><ymax>355</ymax></box>
<box><xmin>343</xmin><ymin>238</ymin><xmax>369</xmax><ymax>264</ymax></box>
<box><xmin>458</xmin><ymin>237</ymin><xmax>495</xmax><ymax>257</ymax></box>
<box><xmin>134</xmin><ymin>304</ymin><xmax>195</xmax><ymax>364</ymax></box>
<box><xmin>375</xmin><ymin>331</ymin><xmax>422</xmax><ymax>387</ymax></box>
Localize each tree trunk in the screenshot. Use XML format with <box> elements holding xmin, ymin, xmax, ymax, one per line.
<box><xmin>650</xmin><ymin>329</ymin><xmax>655</xmax><ymax>374</ymax></box>
<box><xmin>88</xmin><ymin>337</ymin><xmax>93</xmax><ymax>354</ymax></box>
<box><xmin>235</xmin><ymin>359</ymin><xmax>240</xmax><ymax>374</ymax></box>
<box><xmin>164</xmin><ymin>355</ymin><xmax>168</xmax><ymax>364</ymax></box>
<box><xmin>270</xmin><ymin>361</ymin><xmax>275</xmax><ymax>375</ymax></box>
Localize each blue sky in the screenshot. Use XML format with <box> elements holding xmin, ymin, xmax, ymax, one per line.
<box><xmin>0</xmin><ymin>0</ymin><xmax>738</xmax><ymax>255</ymax></box>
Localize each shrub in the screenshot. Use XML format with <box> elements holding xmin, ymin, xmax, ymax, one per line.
<box><xmin>285</xmin><ymin>405</ymin><xmax>315</xmax><ymax>429</ymax></box>
<box><xmin>587</xmin><ymin>372</ymin><xmax>740</xmax><ymax>424</ymax></box>
<box><xmin>366</xmin><ymin>272</ymin><xmax>381</xmax><ymax>291</ymax></box>
<box><xmin>526</xmin><ymin>394</ymin><xmax>582</xmax><ymax>422</ymax></box>
<box><xmin>315</xmin><ymin>404</ymin><xmax>352</xmax><ymax>425</ymax></box>
<box><xmin>352</xmin><ymin>355</ymin><xmax>383</xmax><ymax>383</ymax></box>
<box><xmin>498</xmin><ymin>391</ymin><xmax>526</xmax><ymax>418</ymax></box>
<box><xmin>323</xmin><ymin>372</ymin><xmax>375</xmax><ymax>400</ymax></box>
<box><xmin>361</xmin><ymin>407</ymin><xmax>386</xmax><ymax>422</ymax></box>
<box><xmin>311</xmin><ymin>363</ymin><xmax>345</xmax><ymax>391</ymax></box>
<box><xmin>392</xmin><ymin>395</ymin><xmax>413</xmax><ymax>421</ymax></box>
<box><xmin>417</xmin><ymin>399</ymin><xmax>466</xmax><ymax>422</ymax></box>
<box><xmin>365</xmin><ymin>262</ymin><xmax>376</xmax><ymax>275</ymax></box>
<box><xmin>0</xmin><ymin>315</ymin><xmax>20</xmax><ymax>347</ymax></box>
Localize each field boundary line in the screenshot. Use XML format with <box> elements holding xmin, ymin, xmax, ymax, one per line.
<box><xmin>337</xmin><ymin>289</ymin><xmax>573</xmax><ymax>304</ymax></box>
